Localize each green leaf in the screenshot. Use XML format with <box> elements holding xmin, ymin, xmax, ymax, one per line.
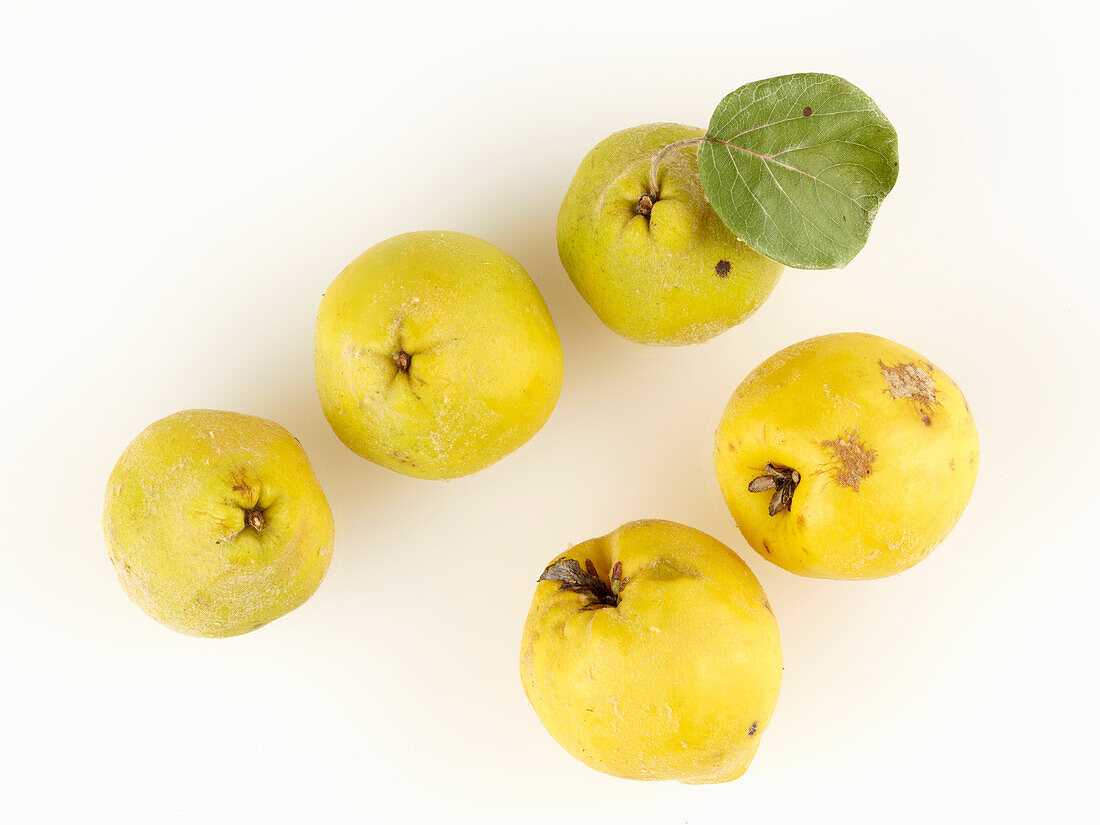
<box><xmin>697</xmin><ymin>73</ymin><xmax>899</xmax><ymax>270</ymax></box>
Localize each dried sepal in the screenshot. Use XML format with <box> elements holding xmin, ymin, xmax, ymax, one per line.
<box><xmin>749</xmin><ymin>462</ymin><xmax>801</xmax><ymax>517</ymax></box>
<box><xmin>538</xmin><ymin>557</ymin><xmax>621</xmax><ymax>608</ymax></box>
<box><xmin>748</xmin><ymin>475</ymin><xmax>777</xmax><ymax>493</ymax></box>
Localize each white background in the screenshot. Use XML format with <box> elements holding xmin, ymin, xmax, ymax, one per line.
<box><xmin>2</xmin><ymin>1</ymin><xmax>1097</xmax><ymax>821</ymax></box>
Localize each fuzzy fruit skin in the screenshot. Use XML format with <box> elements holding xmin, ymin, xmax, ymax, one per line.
<box><xmin>520</xmin><ymin>520</ymin><xmax>782</xmax><ymax>783</ymax></box>
<box><xmin>314</xmin><ymin>231</ymin><xmax>564</xmax><ymax>480</ymax></box>
<box><xmin>556</xmin><ymin>123</ymin><xmax>783</xmax><ymax>345</ymax></box>
<box><xmin>103</xmin><ymin>410</ymin><xmax>334</xmax><ymax>638</ymax></box>
<box><xmin>715</xmin><ymin>333</ymin><xmax>979</xmax><ymax>579</ymax></box>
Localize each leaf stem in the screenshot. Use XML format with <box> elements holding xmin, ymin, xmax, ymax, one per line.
<box><xmin>649</xmin><ymin>137</ymin><xmax>704</xmax><ymax>199</ymax></box>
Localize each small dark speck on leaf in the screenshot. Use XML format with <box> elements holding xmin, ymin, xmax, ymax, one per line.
<box><xmin>802</xmin><ymin>107</ymin><xmax>812</xmax><ymax>116</ymax></box>
<box><xmin>715</xmin><ymin>259</ymin><xmax>731</xmax><ymax>277</ymax></box>
<box><xmin>748</xmin><ymin>721</ymin><xmax>758</xmax><ymax>736</ymax></box>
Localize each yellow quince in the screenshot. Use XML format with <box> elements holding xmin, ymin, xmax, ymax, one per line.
<box><xmin>714</xmin><ymin>333</ymin><xmax>979</xmax><ymax>579</ymax></box>
<box><xmin>520</xmin><ymin>519</ymin><xmax>782</xmax><ymax>783</ymax></box>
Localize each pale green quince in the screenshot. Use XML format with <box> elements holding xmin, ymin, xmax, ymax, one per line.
<box><xmin>557</xmin><ymin>123</ymin><xmax>783</xmax><ymax>345</ymax></box>
<box><xmin>103</xmin><ymin>409</ymin><xmax>334</xmax><ymax>637</ymax></box>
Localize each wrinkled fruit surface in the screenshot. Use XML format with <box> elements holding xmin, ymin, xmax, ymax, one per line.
<box><xmin>715</xmin><ymin>332</ymin><xmax>979</xmax><ymax>579</ymax></box>
<box><xmin>520</xmin><ymin>519</ymin><xmax>782</xmax><ymax>783</ymax></box>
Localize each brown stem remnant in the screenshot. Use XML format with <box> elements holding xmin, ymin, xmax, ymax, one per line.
<box><xmin>748</xmin><ymin>463</ymin><xmax>801</xmax><ymax>516</ymax></box>
<box><xmin>393</xmin><ymin>350</ymin><xmax>411</xmax><ymax>373</ymax></box>
<box><xmin>245</xmin><ymin>507</ymin><xmax>266</xmax><ymax>532</ymax></box>
<box><xmin>538</xmin><ymin>558</ymin><xmax>624</xmax><ymax>609</ymax></box>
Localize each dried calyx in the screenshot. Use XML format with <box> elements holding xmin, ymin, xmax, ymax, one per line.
<box><xmin>393</xmin><ymin>350</ymin><xmax>411</xmax><ymax>372</ymax></box>
<box><xmin>748</xmin><ymin>463</ymin><xmax>801</xmax><ymax>516</ymax></box>
<box><xmin>538</xmin><ymin>558</ymin><xmax>624</xmax><ymax>609</ymax></box>
<box><xmin>245</xmin><ymin>506</ymin><xmax>266</xmax><ymax>532</ymax></box>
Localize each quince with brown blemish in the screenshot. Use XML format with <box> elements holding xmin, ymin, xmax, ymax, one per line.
<box><xmin>556</xmin><ymin>123</ymin><xmax>783</xmax><ymax>345</ymax></box>
<box><xmin>714</xmin><ymin>333</ymin><xmax>979</xmax><ymax>579</ymax></box>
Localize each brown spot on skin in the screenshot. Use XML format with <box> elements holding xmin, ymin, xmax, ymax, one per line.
<box><xmin>880</xmin><ymin>360</ymin><xmax>940</xmax><ymax>423</ymax></box>
<box><xmin>797</xmin><ymin>514</ymin><xmax>807</xmax><ymax>528</ymax></box>
<box><xmin>715</xmin><ymin>259</ymin><xmax>731</xmax><ymax>277</ymax></box>
<box><xmin>748</xmin><ymin>721</ymin><xmax>758</xmax><ymax>736</ymax></box>
<box><xmin>391</xmin><ymin>451</ymin><xmax>417</xmax><ymax>467</ymax></box>
<box><xmin>949</xmin><ymin>458</ymin><xmax>956</xmax><ymax>470</ymax></box>
<box><xmin>802</xmin><ymin>106</ymin><xmax>812</xmax><ymax>116</ymax></box>
<box><xmin>762</xmin><ymin>539</ymin><xmax>771</xmax><ymax>554</ymax></box>
<box><xmin>822</xmin><ymin>429</ymin><xmax>877</xmax><ymax>491</ymax></box>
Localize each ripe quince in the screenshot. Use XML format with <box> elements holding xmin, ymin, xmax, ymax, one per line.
<box><xmin>715</xmin><ymin>333</ymin><xmax>979</xmax><ymax>579</ymax></box>
<box><xmin>557</xmin><ymin>123</ymin><xmax>783</xmax><ymax>345</ymax></box>
<box><xmin>315</xmin><ymin>231</ymin><xmax>564</xmax><ymax>479</ymax></box>
<box><xmin>103</xmin><ymin>409</ymin><xmax>334</xmax><ymax>637</ymax></box>
<box><xmin>520</xmin><ymin>519</ymin><xmax>782</xmax><ymax>783</ymax></box>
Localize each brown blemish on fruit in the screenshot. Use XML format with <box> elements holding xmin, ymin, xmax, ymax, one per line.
<box><xmin>797</xmin><ymin>514</ymin><xmax>806</xmax><ymax>528</ymax></box>
<box><xmin>391</xmin><ymin>450</ymin><xmax>417</xmax><ymax>467</ymax></box>
<box><xmin>715</xmin><ymin>259</ymin><xmax>731</xmax><ymax>277</ymax></box>
<box><xmin>748</xmin><ymin>721</ymin><xmax>758</xmax><ymax>736</ymax></box>
<box><xmin>880</xmin><ymin>360</ymin><xmax>940</xmax><ymax>422</ymax></box>
<box><xmin>822</xmin><ymin>429</ymin><xmax>877</xmax><ymax>491</ymax></box>
<box><xmin>229</xmin><ymin>468</ymin><xmax>256</xmax><ymax>497</ymax></box>
<box><xmin>762</xmin><ymin>539</ymin><xmax>771</xmax><ymax>554</ymax></box>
